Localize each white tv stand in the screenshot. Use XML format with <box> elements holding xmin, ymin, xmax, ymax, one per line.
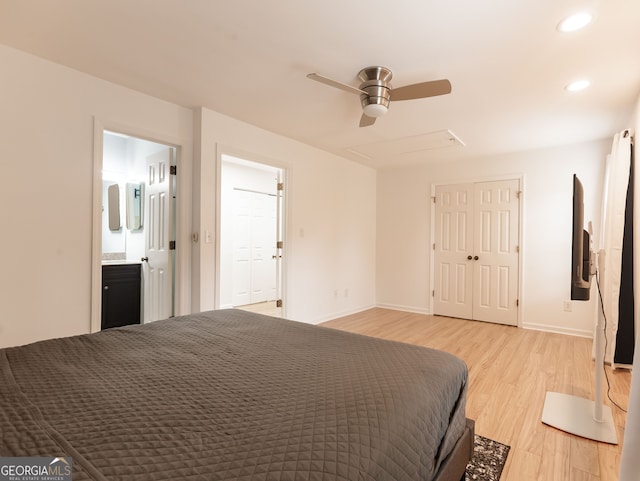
<box><xmin>541</xmin><ymin>249</ymin><xmax>618</xmax><ymax>444</ymax></box>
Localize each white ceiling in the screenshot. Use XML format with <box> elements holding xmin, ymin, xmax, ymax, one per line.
<box><xmin>1</xmin><ymin>0</ymin><xmax>639</xmax><ymax>169</ymax></box>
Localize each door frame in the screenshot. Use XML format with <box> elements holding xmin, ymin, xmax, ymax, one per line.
<box><xmin>91</xmin><ymin>117</ymin><xmax>187</xmax><ymax>333</ymax></box>
<box><xmin>429</xmin><ymin>173</ymin><xmax>525</xmax><ymax>327</ymax></box>
<box><xmin>214</xmin><ymin>146</ymin><xmax>289</xmax><ymax>317</ymax></box>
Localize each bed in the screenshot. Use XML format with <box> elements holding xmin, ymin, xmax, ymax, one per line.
<box><xmin>0</xmin><ymin>309</ymin><xmax>473</xmax><ymax>481</ymax></box>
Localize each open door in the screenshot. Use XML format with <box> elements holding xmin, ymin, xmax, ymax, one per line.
<box><xmin>143</xmin><ymin>147</ymin><xmax>175</xmax><ymax>322</ymax></box>
<box><xmin>274</xmin><ymin>171</ymin><xmax>284</xmax><ymax>308</ymax></box>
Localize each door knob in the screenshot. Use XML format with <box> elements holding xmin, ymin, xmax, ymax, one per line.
<box><xmin>467</xmin><ymin>255</ymin><xmax>473</xmax><ymax>260</ymax></box>
<box><xmin>474</xmin><ymin>256</ymin><xmax>479</xmax><ymax>261</ymax></box>
<box><xmin>141</xmin><ymin>257</ymin><xmax>149</xmax><ymax>262</ymax></box>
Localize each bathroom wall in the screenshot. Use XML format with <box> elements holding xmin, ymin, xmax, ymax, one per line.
<box><xmin>102</xmin><ymin>132</ymin><xmax>169</xmax><ymax>262</ymax></box>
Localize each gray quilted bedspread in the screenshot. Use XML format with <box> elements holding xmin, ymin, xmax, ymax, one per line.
<box><xmin>0</xmin><ymin>309</ymin><xmax>468</xmax><ymax>481</ymax></box>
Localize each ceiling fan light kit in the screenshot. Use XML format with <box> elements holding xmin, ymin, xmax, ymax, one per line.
<box><xmin>307</xmin><ymin>65</ymin><xmax>452</xmax><ymax>127</ymax></box>
<box><xmin>358</xmin><ymin>66</ymin><xmax>392</xmax><ymax>119</ymax></box>
<box><xmin>362</xmin><ymin>103</ymin><xmax>388</xmax><ymax>118</ymax></box>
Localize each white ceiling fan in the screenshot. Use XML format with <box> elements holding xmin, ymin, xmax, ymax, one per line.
<box><xmin>307</xmin><ymin>66</ymin><xmax>452</xmax><ymax>127</ymax></box>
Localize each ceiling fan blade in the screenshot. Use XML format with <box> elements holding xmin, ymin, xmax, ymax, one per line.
<box><xmin>359</xmin><ymin>114</ymin><xmax>376</xmax><ymax>128</ymax></box>
<box><xmin>307</xmin><ymin>73</ymin><xmax>367</xmax><ymax>96</ymax></box>
<box><xmin>390</xmin><ymin>79</ymin><xmax>452</xmax><ymax>101</ymax></box>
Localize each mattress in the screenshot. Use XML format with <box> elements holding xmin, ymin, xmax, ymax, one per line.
<box><xmin>0</xmin><ymin>309</ymin><xmax>468</xmax><ymax>481</ymax></box>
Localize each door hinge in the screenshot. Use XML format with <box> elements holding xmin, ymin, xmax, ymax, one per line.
<box><xmin>170</xmin><ymin>165</ymin><xmax>177</xmax><ymax>176</ymax></box>
<box><xmin>277</xmin><ymin>182</ymin><xmax>284</xmax><ymax>191</ymax></box>
<box><xmin>516</xmin><ymin>299</ymin><xmax>519</xmax><ymax>307</ymax></box>
<box><xmin>433</xmin><ymin>243</ymin><xmax>436</xmax><ymax>250</ymax></box>
<box><xmin>276</xmin><ymin>240</ymin><xmax>283</xmax><ymax>249</ymax></box>
<box><xmin>276</xmin><ymin>299</ymin><xmax>283</xmax><ymax>308</ymax></box>
<box><xmin>515</xmin><ymin>245</ymin><xmax>519</xmax><ymax>253</ymax></box>
<box><xmin>169</xmin><ymin>240</ymin><xmax>176</xmax><ymax>250</ymax></box>
<box><xmin>432</xmin><ymin>290</ymin><xmax>435</xmax><ymax>297</ymax></box>
<box><xmin>432</xmin><ymin>196</ymin><xmax>436</xmax><ymax>204</ymax></box>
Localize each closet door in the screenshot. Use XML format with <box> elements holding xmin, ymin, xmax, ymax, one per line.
<box><xmin>433</xmin><ymin>179</ymin><xmax>519</xmax><ymax>326</ymax></box>
<box><xmin>472</xmin><ymin>180</ymin><xmax>519</xmax><ymax>325</ymax></box>
<box><xmin>231</xmin><ymin>190</ymin><xmax>278</xmax><ymax>306</ymax></box>
<box><xmin>433</xmin><ymin>184</ymin><xmax>474</xmax><ymax>319</ymax></box>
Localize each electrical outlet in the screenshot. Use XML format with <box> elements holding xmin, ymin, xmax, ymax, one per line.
<box><xmin>563</xmin><ymin>300</ymin><xmax>572</xmax><ymax>312</ymax></box>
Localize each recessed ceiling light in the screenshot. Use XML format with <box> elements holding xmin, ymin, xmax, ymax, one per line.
<box><xmin>558</xmin><ymin>12</ymin><xmax>593</xmax><ymax>32</ymax></box>
<box><xmin>565</xmin><ymin>79</ymin><xmax>591</xmax><ymax>92</ymax></box>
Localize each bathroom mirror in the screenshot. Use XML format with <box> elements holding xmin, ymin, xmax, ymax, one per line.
<box><xmin>107</xmin><ymin>184</ymin><xmax>121</xmax><ymax>231</ymax></box>
<box><xmin>126</xmin><ymin>182</ymin><xmax>144</xmax><ymax>230</ymax></box>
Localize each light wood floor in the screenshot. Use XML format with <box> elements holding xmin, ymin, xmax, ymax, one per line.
<box><xmin>321</xmin><ymin>308</ymin><xmax>631</xmax><ymax>481</ymax></box>
<box><xmin>236</xmin><ymin>301</ymin><xmax>282</xmax><ymax>318</ymax></box>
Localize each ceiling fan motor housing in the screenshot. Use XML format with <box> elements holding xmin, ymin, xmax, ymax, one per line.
<box><xmin>358</xmin><ymin>66</ymin><xmax>392</xmax><ymax>116</ymax></box>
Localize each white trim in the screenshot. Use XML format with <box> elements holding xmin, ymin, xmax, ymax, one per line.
<box><xmin>522</xmin><ymin>321</ymin><xmax>592</xmax><ymax>338</ymax></box>
<box><xmin>376</xmin><ymin>303</ymin><xmax>431</xmax><ymax>315</ymax></box>
<box><xmin>428</xmin><ymin>186</ymin><xmax>436</xmax><ymax>319</ymax></box>
<box><xmin>430</xmin><ymin>172</ymin><xmax>526</xmax><ymax>188</ymax></box>
<box><xmin>90</xmin><ymin>118</ymin><xmax>105</xmax><ymax>334</ymax></box>
<box><xmin>310</xmin><ymin>304</ymin><xmax>378</xmax><ymax>325</ymax></box>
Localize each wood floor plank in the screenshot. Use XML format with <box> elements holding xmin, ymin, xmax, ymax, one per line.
<box><xmin>321</xmin><ymin>308</ymin><xmax>631</xmax><ymax>481</ymax></box>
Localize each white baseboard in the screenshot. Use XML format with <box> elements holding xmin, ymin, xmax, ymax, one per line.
<box><xmin>310</xmin><ymin>304</ymin><xmax>377</xmax><ymax>325</ymax></box>
<box><xmin>522</xmin><ymin>321</ymin><xmax>592</xmax><ymax>338</ymax></box>
<box><xmin>375</xmin><ymin>303</ymin><xmax>431</xmax><ymax>315</ymax></box>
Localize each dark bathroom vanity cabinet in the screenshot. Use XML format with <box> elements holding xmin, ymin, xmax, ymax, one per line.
<box><xmin>101</xmin><ymin>263</ymin><xmax>141</xmax><ymax>330</ymax></box>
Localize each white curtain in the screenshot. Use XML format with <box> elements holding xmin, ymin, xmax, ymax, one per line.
<box><xmin>619</xmin><ymin>130</ymin><xmax>638</xmax><ymax>481</ymax></box>
<box><xmin>598</xmin><ymin>130</ymin><xmax>632</xmax><ymax>365</ymax></box>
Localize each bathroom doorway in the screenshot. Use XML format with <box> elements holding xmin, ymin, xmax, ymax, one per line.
<box><xmin>96</xmin><ymin>130</ymin><xmax>177</xmax><ymax>329</ymax></box>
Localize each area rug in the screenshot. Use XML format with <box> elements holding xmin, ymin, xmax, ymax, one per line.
<box><xmin>465</xmin><ymin>435</ymin><xmax>511</xmax><ymax>481</ymax></box>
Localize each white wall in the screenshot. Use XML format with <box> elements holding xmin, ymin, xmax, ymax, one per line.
<box><xmin>0</xmin><ymin>43</ymin><xmax>376</xmax><ymax>349</ymax></box>
<box><xmin>102</xmin><ymin>134</ymin><xmax>127</xmax><ymax>254</ymax></box>
<box><xmin>1</xmin><ymin>39</ymin><xmax>618</xmax><ymax>347</ymax></box>
<box><xmin>377</xmin><ymin>139</ymin><xmax>609</xmax><ymax>337</ymax></box>
<box><xmin>0</xmin><ymin>44</ymin><xmax>193</xmax><ymax>348</ymax></box>
<box><xmin>194</xmin><ymin>108</ymin><xmax>377</xmax><ymax>324</ymax></box>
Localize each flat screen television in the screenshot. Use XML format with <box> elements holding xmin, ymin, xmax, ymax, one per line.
<box><xmin>541</xmin><ymin>174</ymin><xmax>617</xmax><ymax>446</ymax></box>
<box><xmin>571</xmin><ymin>174</ymin><xmax>591</xmax><ymax>300</ymax></box>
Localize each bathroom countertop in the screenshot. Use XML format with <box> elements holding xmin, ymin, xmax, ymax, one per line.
<box><xmin>101</xmin><ymin>259</ymin><xmax>143</xmax><ymax>266</ymax></box>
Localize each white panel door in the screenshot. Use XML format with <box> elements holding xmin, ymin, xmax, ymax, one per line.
<box><xmin>144</xmin><ymin>148</ymin><xmax>173</xmax><ymax>323</ymax></box>
<box><xmin>433</xmin><ymin>179</ymin><xmax>519</xmax><ymax>326</ymax></box>
<box><xmin>260</xmin><ymin>192</ymin><xmax>278</xmax><ymax>301</ymax></box>
<box><xmin>472</xmin><ymin>180</ymin><xmax>519</xmax><ymax>325</ymax></box>
<box><xmin>232</xmin><ymin>190</ymin><xmax>277</xmax><ymax>305</ymax></box>
<box><xmin>232</xmin><ymin>190</ymin><xmax>251</xmax><ymax>306</ymax></box>
<box><xmin>249</xmin><ymin>192</ymin><xmax>268</xmax><ymax>303</ymax></box>
<box><xmin>433</xmin><ymin>184</ymin><xmax>474</xmax><ymax>319</ymax></box>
